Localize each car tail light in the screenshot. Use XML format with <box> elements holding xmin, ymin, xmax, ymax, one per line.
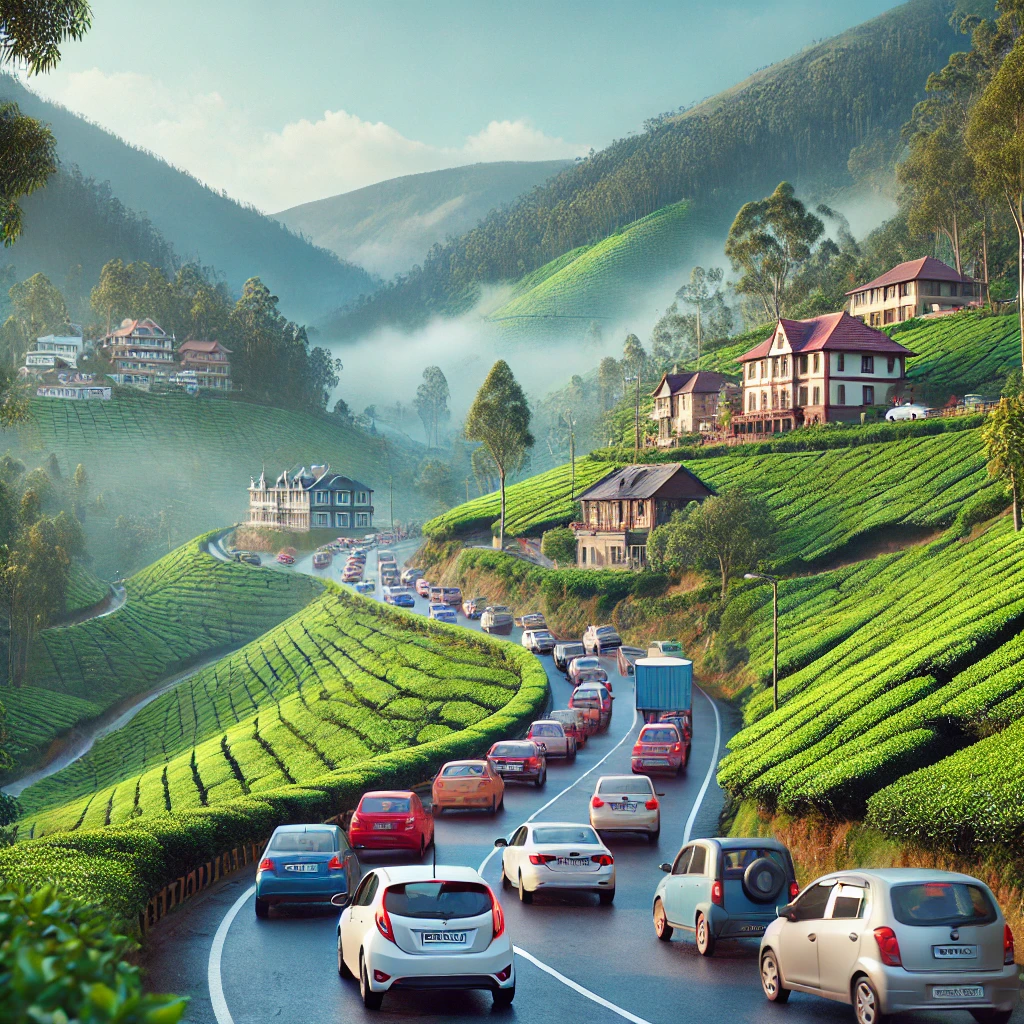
<box><xmin>874</xmin><ymin>926</ymin><xmax>902</xmax><ymax>967</ymax></box>
<box><xmin>591</xmin><ymin>796</ymin><xmax>605</xmax><ymax>808</ymax></box>
<box><xmin>632</xmin><ymin>743</ymin><xmax>643</xmax><ymax>755</ymax></box>
<box><xmin>258</xmin><ymin>858</ymin><xmax>275</xmax><ymax>873</ymax></box>
<box><xmin>789</xmin><ymin>881</ymin><xmax>800</xmax><ymax>900</ymax></box>
<box><xmin>373</xmin><ymin>969</ymin><xmax>391</xmax><ymax>983</ymax></box>
<box><xmin>478</xmin><ymin>780</ymin><xmax>490</xmax><ymax>789</ymax></box>
<box><xmin>711</xmin><ymin>880</ymin><xmax>724</xmax><ymax>906</ymax></box>
<box><xmin>376</xmin><ymin>905</ymin><xmax>396</xmax><ymax>944</ymax></box>
<box><xmin>529</xmin><ymin>854</ymin><xmax>556</xmax><ymax>865</ymax></box>
<box><xmin>672</xmin><ymin>743</ymin><xmax>682</xmax><ymax>754</ymax></box>
<box><xmin>349</xmin><ymin>814</ymin><xmax>361</xmax><ymax>829</ymax></box>
<box><xmin>645</xmin><ymin>798</ymin><xmax>659</xmax><ymax>810</ymax></box>
<box><xmin>490</xmin><ymin>888</ymin><xmax>505</xmax><ymax>940</ymax></box>
<box><xmin>403</xmin><ymin>817</ymin><xmax>416</xmax><ymax>829</ymax></box>
<box><xmin>494</xmin><ymin>965</ymin><xmax>513</xmax><ymax>982</ymax></box>
<box><xmin>592</xmin><ymin>854</ymin><xmax>614</xmax><ymax>866</ymax></box>
<box><xmin>1005</xmin><ymin>924</ymin><xmax>1015</xmax><ymax>965</ymax></box>
<box><xmin>327</xmin><ymin>855</ymin><xmax>344</xmax><ymax>871</ymax></box>
<box><xmin>526</xmin><ymin>757</ymin><xmax>539</xmax><ymax>769</ymax></box>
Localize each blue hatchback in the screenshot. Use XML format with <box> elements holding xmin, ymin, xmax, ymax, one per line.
<box><xmin>255</xmin><ymin>824</ymin><xmax>359</xmax><ymax>919</ymax></box>
<box><xmin>652</xmin><ymin>837</ymin><xmax>797</xmax><ymax>955</ymax></box>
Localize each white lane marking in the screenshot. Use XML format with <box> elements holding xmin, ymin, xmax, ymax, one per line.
<box><xmin>682</xmin><ymin>685</ymin><xmax>721</xmax><ymax>844</ymax></box>
<box><xmin>513</xmin><ymin>946</ymin><xmax>654</xmax><ymax>1024</ymax></box>
<box><xmin>208</xmin><ymin>884</ymin><xmax>256</xmax><ymax>1024</ymax></box>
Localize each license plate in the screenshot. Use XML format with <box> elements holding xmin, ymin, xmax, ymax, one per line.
<box><xmin>283</xmin><ymin>863</ymin><xmax>318</xmax><ymax>873</ymax></box>
<box><xmin>610</xmin><ymin>802</ymin><xmax>638</xmax><ymax>812</ymax></box>
<box><xmin>556</xmin><ymin>857</ymin><xmax>591</xmax><ymax>866</ymax></box>
<box><xmin>373</xmin><ymin>822</ymin><xmax>395</xmax><ymax>830</ymax></box>
<box><xmin>500</xmin><ymin>764</ymin><xmax>523</xmax><ymax>772</ymax></box>
<box><xmin>643</xmin><ymin>759</ymin><xmax>668</xmax><ymax>766</ymax></box>
<box><xmin>422</xmin><ymin>932</ymin><xmax>467</xmax><ymax>944</ymax></box>
<box><xmin>932</xmin><ymin>985</ymin><xmax>984</xmax><ymax>999</ymax></box>
<box><xmin>933</xmin><ymin>945</ymin><xmax>978</xmax><ymax>959</ymax></box>
<box><xmin>738</xmin><ymin>923</ymin><xmax>765</xmax><ymax>933</ymax></box>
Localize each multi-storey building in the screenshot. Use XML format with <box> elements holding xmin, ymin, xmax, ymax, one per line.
<box><xmin>650</xmin><ymin>370</ymin><xmax>740</xmax><ymax>444</ymax></box>
<box><xmin>730</xmin><ymin>312</ymin><xmax>914</xmax><ymax>439</ymax></box>
<box><xmin>847</xmin><ymin>256</ymin><xmax>981</xmax><ymax>326</ymax></box>
<box><xmin>248</xmin><ymin>465</ymin><xmax>374</xmax><ymax>533</ymax></box>
<box><xmin>100</xmin><ymin>318</ymin><xmax>177</xmax><ymax>387</ymax></box>
<box><xmin>177</xmin><ymin>339</ymin><xmax>232</xmax><ymax>389</ymax></box>
<box><xmin>22</xmin><ymin>334</ymin><xmax>83</xmax><ymax>374</ymax></box>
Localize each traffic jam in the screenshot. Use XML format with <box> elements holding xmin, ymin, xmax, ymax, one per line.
<box><xmin>247</xmin><ymin>540</ymin><xmax>1020</xmax><ymax>1023</ymax></box>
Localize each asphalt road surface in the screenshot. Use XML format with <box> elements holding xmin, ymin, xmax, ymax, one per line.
<box><xmin>144</xmin><ymin>543</ymin><xmax>1015</xmax><ymax>1024</ymax></box>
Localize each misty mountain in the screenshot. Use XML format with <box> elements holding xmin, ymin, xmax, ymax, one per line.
<box><xmin>0</xmin><ymin>74</ymin><xmax>376</xmax><ymax>322</ymax></box>
<box><xmin>326</xmin><ymin>0</ymin><xmax>966</xmax><ymax>339</ymax></box>
<box><xmin>274</xmin><ymin>161</ymin><xmax>571</xmax><ymax>279</ymax></box>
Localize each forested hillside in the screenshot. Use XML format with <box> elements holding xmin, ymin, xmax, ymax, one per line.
<box><xmin>0</xmin><ymin>74</ymin><xmax>375</xmax><ymax>321</ymax></box>
<box><xmin>275</xmin><ymin>160</ymin><xmax>569</xmax><ymax>278</ymax></box>
<box><xmin>327</xmin><ymin>0</ymin><xmax>965</xmax><ymax>337</ymax></box>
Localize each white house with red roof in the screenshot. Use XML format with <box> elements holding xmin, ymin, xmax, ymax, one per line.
<box><xmin>847</xmin><ymin>256</ymin><xmax>982</xmax><ymax>327</ymax></box>
<box><xmin>178</xmin><ymin>339</ymin><xmax>232</xmax><ymax>389</ymax></box>
<box><xmin>99</xmin><ymin>318</ymin><xmax>177</xmax><ymax>387</ymax></box>
<box><xmin>731</xmin><ymin>311</ymin><xmax>914</xmax><ymax>439</ymax></box>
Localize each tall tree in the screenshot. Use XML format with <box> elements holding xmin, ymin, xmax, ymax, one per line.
<box><xmin>414</xmin><ymin>366</ymin><xmax>450</xmax><ymax>447</ymax></box>
<box><xmin>597</xmin><ymin>356</ymin><xmax>620</xmax><ymax>411</ymax></box>
<box><xmin>676</xmin><ymin>266</ymin><xmax>726</xmax><ymax>362</ymax></box>
<box><xmin>465</xmin><ymin>360</ymin><xmax>534</xmax><ymax>550</ymax></box>
<box><xmin>982</xmin><ymin>395</ymin><xmax>1024</xmax><ymax>530</ymax></box>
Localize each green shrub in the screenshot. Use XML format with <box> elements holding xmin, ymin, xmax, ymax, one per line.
<box><xmin>541</xmin><ymin>526</ymin><xmax>577</xmax><ymax>565</ymax></box>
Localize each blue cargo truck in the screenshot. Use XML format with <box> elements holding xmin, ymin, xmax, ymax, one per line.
<box><xmin>635</xmin><ymin>656</ymin><xmax>694</xmax><ymax>760</ymax></box>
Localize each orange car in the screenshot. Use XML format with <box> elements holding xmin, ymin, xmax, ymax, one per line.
<box><xmin>431</xmin><ymin>760</ymin><xmax>505</xmax><ymax>815</ymax></box>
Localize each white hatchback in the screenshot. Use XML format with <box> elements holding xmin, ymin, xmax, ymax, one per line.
<box><xmin>495</xmin><ymin>821</ymin><xmax>615</xmax><ymax>904</ymax></box>
<box><xmin>337</xmin><ymin>865</ymin><xmax>515</xmax><ymax>1009</ymax></box>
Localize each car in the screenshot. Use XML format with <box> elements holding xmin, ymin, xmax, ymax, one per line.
<box><xmin>647</xmin><ymin>639</ymin><xmax>684</xmax><ymax>658</ymax></box>
<box><xmin>276</xmin><ymin>551</ymin><xmax>295</xmax><ymax>565</ymax></box>
<box><xmin>522</xmin><ymin>629</ymin><xmax>557</xmax><ymax>654</ymax></box>
<box><xmin>583</xmin><ymin>624</ymin><xmax>623</xmax><ymax>654</ymax></box>
<box><xmin>589</xmin><ymin>774</ymin><xmax>660</xmax><ymax>841</ymax></box>
<box><xmin>548</xmin><ymin>708</ymin><xmax>589</xmax><ymax>747</ymax></box>
<box><xmin>313</xmin><ymin>550</ymin><xmax>333</xmax><ymax>569</ymax></box>
<box><xmin>462</xmin><ymin>596</ymin><xmax>487</xmax><ymax>619</ymax></box>
<box><xmin>526</xmin><ymin>720</ymin><xmax>576</xmax><ymax>760</ymax></box>
<box><xmin>378</xmin><ymin>549</ymin><xmax>397</xmax><ymax>564</ymax></box>
<box><xmin>440</xmin><ymin>586</ymin><xmax>462</xmax><ymax>607</ymax></box>
<box><xmin>486</xmin><ymin>740</ymin><xmax>546</xmax><ymax>786</ymax></box>
<box><xmin>383</xmin><ymin>586</ymin><xmax>416</xmax><ymax>608</ymax></box>
<box><xmin>342</xmin><ymin>567</ymin><xmax>364</xmax><ymax>583</ymax></box>
<box><xmin>659</xmin><ymin>711</ymin><xmax>692</xmax><ymax>765</ymax></box>
<box><xmin>240</xmin><ymin>552</ymin><xmax>262</xmax><ymax>567</ymax></box>
<box><xmin>380</xmin><ymin>567</ymin><xmax>400</xmax><ymax>587</ymax></box>
<box><xmin>337</xmin><ymin>865</ymin><xmax>515</xmax><ymax>1009</ymax></box>
<box><xmin>885</xmin><ymin>402</ymin><xmax>931</xmax><ymax>422</ymax></box>
<box><xmin>568</xmin><ymin>655</ymin><xmax>610</xmax><ymax>689</ymax></box>
<box><xmin>379</xmin><ymin>532</ymin><xmax>395</xmax><ymax>545</ymax></box>
<box><xmin>432</xmin><ymin>760</ymin><xmax>504</xmax><ymax>814</ymax></box>
<box><xmin>517</xmin><ymin>612</ymin><xmax>547</xmax><ymax>629</ymax></box>
<box><xmin>758</xmin><ymin>868</ymin><xmax>1019</xmax><ymax>1024</ymax></box>
<box><xmin>354</xmin><ymin>580</ymin><xmax>375</xmax><ymax>595</ymax></box>
<box><xmin>428</xmin><ymin>603</ymin><xmax>458</xmax><ymax>624</ymax></box>
<box><xmin>553</xmin><ymin>641</ymin><xmax>586</xmax><ymax>673</ymax></box>
<box><xmin>569</xmin><ymin>684</ymin><xmax>612</xmax><ymax>730</ymax></box>
<box><xmin>416</xmin><ymin>578</ymin><xmax>432</xmax><ymax>598</ymax></box>
<box><xmin>254</xmin><ymin>823</ymin><xmax>358</xmax><ymax>918</ymax></box>
<box><xmin>348</xmin><ymin>553</ymin><xmax>367</xmax><ymax>566</ymax></box>
<box><xmin>348</xmin><ymin>791</ymin><xmax>434</xmax><ymax>855</ymax></box>
<box><xmin>495</xmin><ymin>822</ymin><xmax>615</xmax><ymax>904</ymax></box>
<box><xmin>631</xmin><ymin>722</ymin><xmax>685</xmax><ymax>774</ymax></box>
<box><xmin>616</xmin><ymin>645</ymin><xmax>645</xmax><ymax>676</ymax></box>
<box><xmin>401</xmin><ymin>568</ymin><xmax>424</xmax><ymax>586</ymax></box>
<box><xmin>481</xmin><ymin>605</ymin><xmax>514</xmax><ymax>635</ymax></box>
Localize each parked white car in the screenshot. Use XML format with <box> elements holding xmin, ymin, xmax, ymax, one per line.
<box><xmin>759</xmin><ymin>868</ymin><xmax>1019</xmax><ymax>1024</ymax></box>
<box><xmin>337</xmin><ymin>865</ymin><xmax>514</xmax><ymax>1009</ymax></box>
<box><xmin>885</xmin><ymin>403</ymin><xmax>931</xmax><ymax>421</ymax></box>
<box><xmin>495</xmin><ymin>821</ymin><xmax>615</xmax><ymax>904</ymax></box>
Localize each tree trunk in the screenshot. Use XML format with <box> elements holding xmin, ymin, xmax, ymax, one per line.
<box><xmin>499</xmin><ymin>467</ymin><xmax>506</xmax><ymax>551</ymax></box>
<box><xmin>983</xmin><ymin>207</ymin><xmax>991</xmax><ymax>308</ymax></box>
<box><xmin>951</xmin><ymin>210</ymin><xmax>962</xmax><ymax>276</ymax></box>
<box><xmin>1013</xmin><ymin>467</ymin><xmax>1022</xmax><ymax>533</ymax></box>
<box><xmin>1018</xmin><ymin>208</ymin><xmax>1024</xmax><ymax>374</ymax></box>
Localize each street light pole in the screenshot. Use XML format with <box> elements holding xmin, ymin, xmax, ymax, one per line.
<box><xmin>744</xmin><ymin>571</ymin><xmax>779</xmax><ymax>711</ymax></box>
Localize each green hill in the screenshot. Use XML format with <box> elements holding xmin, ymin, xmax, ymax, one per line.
<box><xmin>275</xmin><ymin>161</ymin><xmax>570</xmax><ymax>279</ymax></box>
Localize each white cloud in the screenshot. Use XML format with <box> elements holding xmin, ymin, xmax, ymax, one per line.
<box><xmin>35</xmin><ymin>69</ymin><xmax>587</xmax><ymax>212</ymax></box>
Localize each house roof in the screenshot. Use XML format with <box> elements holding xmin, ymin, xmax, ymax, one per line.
<box><xmin>179</xmin><ymin>339</ymin><xmax>232</xmax><ymax>354</ymax></box>
<box><xmin>107</xmin><ymin>317</ymin><xmax>169</xmax><ymax>339</ymax></box>
<box><xmin>577</xmin><ymin>463</ymin><xmax>712</xmax><ymax>501</ymax></box>
<box><xmin>268</xmin><ymin>465</ymin><xmax>372</xmax><ymax>493</ymax></box>
<box><xmin>737</xmin><ymin>312</ymin><xmax>914</xmax><ymax>362</ymax></box>
<box><xmin>651</xmin><ymin>370</ymin><xmax>737</xmax><ymax>397</ymax></box>
<box><xmin>847</xmin><ymin>256</ymin><xmax>976</xmax><ymax>295</ymax></box>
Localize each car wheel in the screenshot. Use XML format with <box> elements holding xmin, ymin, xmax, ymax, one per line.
<box><xmin>649</xmin><ymin>826</ymin><xmax>660</xmax><ymax>843</ymax></box>
<box><xmin>653</xmin><ymin>899</ymin><xmax>673</xmax><ymax>941</ymax></box>
<box><xmin>599</xmin><ymin>888</ymin><xmax>615</xmax><ymax>905</ymax></box>
<box><xmin>254</xmin><ymin>896</ymin><xmax>269</xmax><ymax>919</ymax></box>
<box><xmin>493</xmin><ymin>983</ymin><xmax>515</xmax><ymax>1007</ymax></box>
<box><xmin>502</xmin><ymin>863</ymin><xmax>512</xmax><ymax>889</ymax></box>
<box><xmin>853</xmin><ymin>975</ymin><xmax>886</xmax><ymax>1024</ymax></box>
<box><xmin>760</xmin><ymin>950</ymin><xmax>789</xmax><ymax>1003</ymax></box>
<box><xmin>360</xmin><ymin>955</ymin><xmax>384</xmax><ymax>1010</ymax></box>
<box><xmin>569</xmin><ymin>744</ymin><xmax>577</xmax><ymax>762</ymax></box>
<box><xmin>432</xmin><ymin>803</ymin><xmax>442</xmax><ymax>816</ymax></box>
<box><xmin>535</xmin><ymin>771</ymin><xmax>546</xmax><ymax>788</ymax></box>
<box><xmin>696</xmin><ymin>912</ymin><xmax>716</xmax><ymax>956</ymax></box>
<box><xmin>519</xmin><ymin>874</ymin><xmax>533</xmax><ymax>904</ymax></box>
<box><xmin>337</xmin><ymin>933</ymin><xmax>353</xmax><ymax>979</ymax></box>
<box><xmin>419</xmin><ymin>837</ymin><xmax>426</xmax><ymax>857</ymax></box>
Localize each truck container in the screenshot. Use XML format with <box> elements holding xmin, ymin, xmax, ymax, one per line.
<box><xmin>635</xmin><ymin>656</ymin><xmax>693</xmax><ymax>714</ymax></box>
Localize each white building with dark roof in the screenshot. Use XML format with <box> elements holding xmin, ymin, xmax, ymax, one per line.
<box><xmin>247</xmin><ymin>465</ymin><xmax>374</xmax><ymax>532</ymax></box>
<box><xmin>847</xmin><ymin>256</ymin><xmax>982</xmax><ymax>327</ymax></box>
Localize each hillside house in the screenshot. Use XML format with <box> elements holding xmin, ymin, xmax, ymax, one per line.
<box><xmin>178</xmin><ymin>339</ymin><xmax>232</xmax><ymax>389</ymax></box>
<box><xmin>100</xmin><ymin>318</ymin><xmax>177</xmax><ymax>387</ymax></box>
<box><xmin>731</xmin><ymin>312</ymin><xmax>913</xmax><ymax>439</ymax></box>
<box><xmin>847</xmin><ymin>256</ymin><xmax>981</xmax><ymax>326</ymax></box>
<box><xmin>22</xmin><ymin>334</ymin><xmax>83</xmax><ymax>376</ymax></box>
<box><xmin>248</xmin><ymin>465</ymin><xmax>374</xmax><ymax>532</ymax></box>
<box><xmin>650</xmin><ymin>370</ymin><xmax>739</xmax><ymax>445</ymax></box>
<box><xmin>570</xmin><ymin>463</ymin><xmax>713</xmax><ymax>569</ymax></box>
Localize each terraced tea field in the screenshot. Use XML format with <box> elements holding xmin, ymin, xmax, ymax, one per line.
<box><xmin>65</xmin><ymin>563</ymin><xmax>109</xmax><ymax>614</ymax></box>
<box><xmin>18</xmin><ymin>586</ymin><xmax>540</xmax><ymax>837</ymax></box>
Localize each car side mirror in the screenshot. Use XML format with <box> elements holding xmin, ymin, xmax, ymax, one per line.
<box><xmin>493</xmin><ymin>837</ymin><xmax>508</xmax><ymax>847</ymax></box>
<box><xmin>330</xmin><ymin>892</ymin><xmax>350</xmax><ymax>907</ymax></box>
<box><xmin>655</xmin><ymin>792</ymin><xmax>666</xmax><ymax>797</ymax></box>
<box><xmin>659</xmin><ymin>862</ymin><xmax>672</xmax><ymax>873</ymax></box>
<box><xmin>780</xmin><ymin>904</ymin><xmax>798</xmax><ymax>921</ymax></box>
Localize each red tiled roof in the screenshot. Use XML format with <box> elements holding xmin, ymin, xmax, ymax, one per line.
<box><xmin>179</xmin><ymin>339</ymin><xmax>232</xmax><ymax>354</ymax></box>
<box><xmin>107</xmin><ymin>317</ymin><xmax>168</xmax><ymax>339</ymax></box>
<box><xmin>651</xmin><ymin>370</ymin><xmax>736</xmax><ymax>397</ymax></box>
<box><xmin>846</xmin><ymin>256</ymin><xmax>975</xmax><ymax>295</ymax></box>
<box><xmin>738</xmin><ymin>312</ymin><xmax>914</xmax><ymax>362</ymax></box>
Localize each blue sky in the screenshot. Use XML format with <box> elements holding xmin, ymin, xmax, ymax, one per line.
<box><xmin>32</xmin><ymin>0</ymin><xmax>902</xmax><ymax>210</ymax></box>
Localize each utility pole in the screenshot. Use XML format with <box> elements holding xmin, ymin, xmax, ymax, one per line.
<box><xmin>634</xmin><ymin>373</ymin><xmax>641</xmax><ymax>461</ymax></box>
<box><xmin>745</xmin><ymin>572</ymin><xmax>779</xmax><ymax>711</ymax></box>
<box><xmin>565</xmin><ymin>407</ymin><xmax>576</xmax><ymax>499</ymax></box>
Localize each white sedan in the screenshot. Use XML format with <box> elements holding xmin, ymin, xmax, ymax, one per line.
<box><xmin>589</xmin><ymin>774</ymin><xmax>661</xmax><ymax>841</ymax></box>
<box><xmin>495</xmin><ymin>822</ymin><xmax>615</xmax><ymax>904</ymax></box>
<box><xmin>337</xmin><ymin>865</ymin><xmax>514</xmax><ymax>1009</ymax></box>
<box><xmin>885</xmin><ymin>402</ymin><xmax>930</xmax><ymax>421</ymax></box>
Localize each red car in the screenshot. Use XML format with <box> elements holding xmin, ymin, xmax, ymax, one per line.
<box><xmin>416</xmin><ymin>578</ymin><xmax>432</xmax><ymax>598</ymax></box>
<box><xmin>486</xmin><ymin>739</ymin><xmax>546</xmax><ymax>786</ymax></box>
<box><xmin>348</xmin><ymin>790</ymin><xmax>434</xmax><ymax>855</ymax></box>
<box><xmin>631</xmin><ymin>723</ymin><xmax>685</xmax><ymax>774</ymax></box>
<box><xmin>659</xmin><ymin>711</ymin><xmax>692</xmax><ymax>765</ymax></box>
<box><xmin>569</xmin><ymin>683</ymin><xmax>612</xmax><ymax>730</ymax></box>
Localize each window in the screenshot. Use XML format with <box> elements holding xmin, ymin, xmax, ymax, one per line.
<box><xmin>759</xmin><ymin>360</ymin><xmax>766</xmax><ymax>378</ymax></box>
<box><xmin>780</xmin><ymin>389</ymin><xmax>789</xmax><ymax>407</ymax></box>
<box><xmin>798</xmin><ymin>386</ymin><xmax>808</xmax><ymax>406</ymax></box>
<box><xmin>887</xmin><ymin>357</ymin><xmax>896</xmax><ymax>373</ymax></box>
<box><xmin>791</xmin><ymin>880</ymin><xmax>836</xmax><ymax>921</ymax></box>
<box><xmin>687</xmin><ymin>845</ymin><xmax>707</xmax><ymax>875</ymax></box>
<box><xmin>890</xmin><ymin>882</ymin><xmax>996</xmax><ymax>927</ymax></box>
<box><xmin>812</xmin><ymin>353</ymin><xmax>820</xmax><ymax>372</ymax></box>
<box><xmin>812</xmin><ymin>386</ymin><xmax>821</xmax><ymax>405</ymax></box>
<box><xmin>581</xmin><ymin>546</ymin><xmax>587</xmax><ymax>565</ymax></box>
<box><xmin>771</xmin><ymin>357</ymin><xmax>779</xmax><ymax>375</ymax></box>
<box><xmin>747</xmin><ymin>362</ymin><xmax>756</xmax><ymax>379</ymax></box>
<box><xmin>837</xmin><ymin>353</ymin><xmax>845</xmax><ymax>372</ymax></box>
<box><xmin>861</xmin><ymin>355</ymin><xmax>874</xmax><ymax>373</ymax></box>
<box><xmin>837</xmin><ymin>384</ymin><xmax>846</xmax><ymax>405</ymax></box>
<box><xmin>863</xmin><ymin>385</ymin><xmax>875</xmax><ymax>405</ymax></box>
<box><xmin>356</xmin><ymin>491</ymin><xmax>369</xmax><ymax>505</ymax></box>
<box><xmin>314</xmin><ymin>512</ymin><xmax>329</xmax><ymax>526</ymax></box>
<box><xmin>827</xmin><ymin>884</ymin><xmax>868</xmax><ymax>920</ymax></box>
<box><xmin>356</xmin><ymin>513</ymin><xmax>369</xmax><ymax>527</ymax></box>
<box><xmin>775</xmin><ymin>335</ymin><xmax>783</xmax><ymax>349</ymax></box>
<box><xmin>335</xmin><ymin>512</ymin><xmax>349</xmax><ymax>528</ymax></box>
<box><xmin>353</xmin><ymin>873</ymin><xmax>379</xmax><ymax>907</ymax></box>
<box><xmin>335</xmin><ymin>491</ymin><xmax>350</xmax><ymax>505</ymax></box>
<box><xmin>761</xmin><ymin>391</ymin><xmax>768</xmax><ymax>410</ymax></box>
<box><xmin>780</xmin><ymin>356</ymin><xmax>788</xmax><ymax>374</ymax></box>
<box><xmin>748</xmin><ymin>392</ymin><xmax>756</xmax><ymax>412</ymax></box>
<box><xmin>315</xmin><ymin>491</ymin><xmax>329</xmax><ymax>505</ymax></box>
<box><xmin>671</xmin><ymin>848</ymin><xmax>693</xmax><ymax>875</ymax></box>
<box><xmin>798</xmin><ymin>355</ymin><xmax>808</xmax><ymax>374</ymax></box>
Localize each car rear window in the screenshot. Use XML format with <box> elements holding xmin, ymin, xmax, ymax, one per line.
<box><xmin>269</xmin><ymin>830</ymin><xmax>336</xmax><ymax>852</ymax></box>
<box><xmin>442</xmin><ymin>764</ymin><xmax>484</xmax><ymax>777</ymax></box>
<box><xmin>385</xmin><ymin>881</ymin><xmax>492</xmax><ymax>920</ymax></box>
<box><xmin>890</xmin><ymin>882</ymin><xmax>997</xmax><ymax>927</ymax></box>
<box><xmin>560</xmin><ymin>644</ymin><xmax>585</xmax><ymax>655</ymax></box>
<box><xmin>721</xmin><ymin>848</ymin><xmax>788</xmax><ymax>879</ymax></box>
<box><xmin>490</xmin><ymin>743</ymin><xmax>532</xmax><ymax>757</ymax></box>
<box><xmin>532</xmin><ymin>827</ymin><xmax>600</xmax><ymax>845</ymax></box>
<box><xmin>573</xmin><ymin>692</ymin><xmax>600</xmax><ymax>705</ymax></box>
<box><xmin>360</xmin><ymin>797</ymin><xmax>411</xmax><ymax>814</ymax></box>
<box><xmin>640</xmin><ymin>728</ymin><xmax>678</xmax><ymax>743</ymax></box>
<box><xmin>598</xmin><ymin>777</ymin><xmax>653</xmax><ymax>795</ymax></box>
<box><xmin>576</xmin><ymin>658</ymin><xmax>600</xmax><ymax>668</ymax></box>
<box><xmin>531</xmin><ymin>725</ymin><xmax>563</xmax><ymax>737</ymax></box>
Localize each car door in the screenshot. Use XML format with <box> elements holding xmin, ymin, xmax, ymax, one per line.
<box><xmin>342</xmin><ymin>873</ymin><xmax>378</xmax><ymax>972</ymax></box>
<box><xmin>777</xmin><ymin>879</ymin><xmax>836</xmax><ymax>989</ymax></box>
<box><xmin>662</xmin><ymin>846</ymin><xmax>693</xmax><ymax>924</ymax></box>
<box><xmin>503</xmin><ymin>826</ymin><xmax>528</xmax><ymax>882</ymax></box>
<box><xmin>411</xmin><ymin>794</ymin><xmax>431</xmax><ymax>846</ymax></box>
<box><xmin>685</xmin><ymin>843</ymin><xmax>710</xmax><ymax>926</ymax></box>
<box><xmin>815</xmin><ymin>882</ymin><xmax>871</xmax><ymax>996</ymax></box>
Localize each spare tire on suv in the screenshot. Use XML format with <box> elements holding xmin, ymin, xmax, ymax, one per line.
<box><xmin>743</xmin><ymin>857</ymin><xmax>786</xmax><ymax>903</ymax></box>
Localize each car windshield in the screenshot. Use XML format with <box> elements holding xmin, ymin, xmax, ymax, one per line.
<box><xmin>576</xmin><ymin>658</ymin><xmax>600</xmax><ymax>668</ymax></box>
<box><xmin>531</xmin><ymin>725</ymin><xmax>563</xmax><ymax>737</ymax></box>
<box><xmin>443</xmin><ymin>589</ymin><xmax>461</xmax><ymax>597</ymax></box>
<box><xmin>360</xmin><ymin>797</ymin><xmax>411</xmax><ymax>814</ymax></box>
<box><xmin>490</xmin><ymin>743</ymin><xmax>532</xmax><ymax>757</ymax></box>
<box><xmin>269</xmin><ymin>830</ymin><xmax>335</xmax><ymax>852</ymax></box>
<box><xmin>442</xmin><ymin>764</ymin><xmax>484</xmax><ymax>777</ymax></box>
<box><xmin>890</xmin><ymin>882</ymin><xmax>997</xmax><ymax>927</ymax></box>
<box><xmin>560</xmin><ymin>644</ymin><xmax>585</xmax><ymax>655</ymax></box>
<box><xmin>385</xmin><ymin>881</ymin><xmax>492</xmax><ymax>920</ymax></box>
<box><xmin>721</xmin><ymin>848</ymin><xmax>788</xmax><ymax>879</ymax></box>
<box><xmin>598</xmin><ymin>777</ymin><xmax>653</xmax><ymax>796</ymax></box>
<box><xmin>658</xmin><ymin>642</ymin><xmax>683</xmax><ymax>653</ymax></box>
<box><xmin>640</xmin><ymin>728</ymin><xmax>678</xmax><ymax>743</ymax></box>
<box><xmin>532</xmin><ymin>827</ymin><xmax>600</xmax><ymax>845</ymax></box>
<box><xmin>597</xmin><ymin>626</ymin><xmax>616</xmax><ymax>634</ymax></box>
